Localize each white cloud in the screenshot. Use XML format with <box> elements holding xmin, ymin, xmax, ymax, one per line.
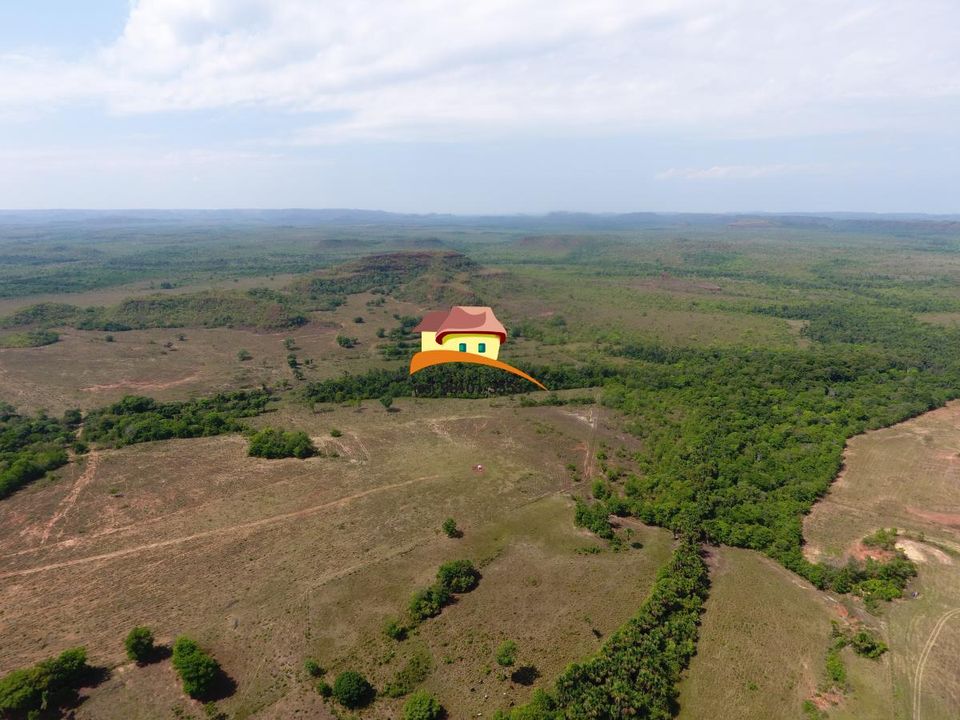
<box><xmin>1</xmin><ymin>0</ymin><xmax>959</xmax><ymax>142</ymax></box>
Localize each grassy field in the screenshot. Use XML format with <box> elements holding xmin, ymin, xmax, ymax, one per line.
<box><xmin>0</xmin><ymin>396</ymin><xmax>669</xmax><ymax>718</ymax></box>
<box><xmin>3</xmin><ymin>215</ymin><xmax>960</xmax><ymax>718</ymax></box>
<box><xmin>803</xmin><ymin>401</ymin><xmax>960</xmax><ymax>720</ymax></box>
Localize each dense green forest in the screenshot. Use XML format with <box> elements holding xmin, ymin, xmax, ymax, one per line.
<box><xmin>0</xmin><ymin>404</ymin><xmax>76</xmax><ymax>499</ymax></box>
<box><xmin>82</xmin><ymin>391</ymin><xmax>272</xmax><ymax>447</ymax></box>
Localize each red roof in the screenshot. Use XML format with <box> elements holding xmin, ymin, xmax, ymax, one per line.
<box><xmin>414</xmin><ymin>306</ymin><xmax>507</xmax><ymax>343</ymax></box>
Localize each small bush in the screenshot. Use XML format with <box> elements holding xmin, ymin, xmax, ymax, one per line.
<box><xmin>248</xmin><ymin>427</ymin><xmax>316</xmax><ymax>459</ymax></box>
<box><xmin>316</xmin><ymin>680</ymin><xmax>332</xmax><ymax>697</ymax></box>
<box><xmin>237</xmin><ymin>349</ymin><xmax>252</xmax><ymax>361</ymax></box>
<box><xmin>441</xmin><ymin>518</ymin><xmax>460</xmax><ymax>538</ymax></box>
<box><xmin>436</xmin><ymin>560</ymin><xmax>480</xmax><ymax>593</ymax></box>
<box><xmin>496</xmin><ymin>640</ymin><xmax>518</xmax><ymax>667</ymax></box>
<box><xmin>172</xmin><ymin>636</ymin><xmax>220</xmax><ymax>699</ymax></box>
<box><xmin>336</xmin><ymin>335</ymin><xmax>357</xmax><ymax>348</ymax></box>
<box><xmin>331</xmin><ymin>670</ymin><xmax>374</xmax><ymax>708</ymax></box>
<box><xmin>304</xmin><ymin>658</ymin><xmax>324</xmax><ymax>677</ymax></box>
<box><xmin>379</xmin><ymin>394</ymin><xmax>393</xmax><ymax>410</ymax></box>
<box><xmin>125</xmin><ymin>626</ymin><xmax>155</xmax><ymax>664</ymax></box>
<box><xmin>862</xmin><ymin>528</ymin><xmax>898</xmax><ymax>551</ymax></box>
<box><xmin>353</xmin><ymin>316</ymin><xmax>364</xmax><ymax>323</ymax></box>
<box><xmin>330</xmin><ymin>428</ymin><xmax>342</xmax><ymax>437</ymax></box>
<box><xmin>850</xmin><ymin>630</ymin><xmax>888</xmax><ymax>659</ymax></box>
<box><xmin>384</xmin><ymin>650</ymin><xmax>432</xmax><ymax>698</ymax></box>
<box><xmin>403</xmin><ymin>690</ymin><xmax>445</xmax><ymax>720</ymax></box>
<box><xmin>408</xmin><ymin>584</ymin><xmax>451</xmax><ymax>624</ymax></box>
<box><xmin>384</xmin><ymin>617</ymin><xmax>408</xmax><ymax>641</ymax></box>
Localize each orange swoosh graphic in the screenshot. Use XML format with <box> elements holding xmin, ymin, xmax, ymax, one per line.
<box><xmin>408</xmin><ymin>350</ymin><xmax>548</xmax><ymax>391</ymax></box>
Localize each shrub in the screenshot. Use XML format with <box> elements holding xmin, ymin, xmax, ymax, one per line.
<box><xmin>383</xmin><ymin>650</ymin><xmax>431</xmax><ymax>697</ymax></box>
<box><xmin>331</xmin><ymin>670</ymin><xmax>374</xmax><ymax>708</ymax></box>
<box><xmin>384</xmin><ymin>617</ymin><xmax>408</xmax><ymax>641</ymax></box>
<box><xmin>304</xmin><ymin>658</ymin><xmax>324</xmax><ymax>677</ymax></box>
<box><xmin>0</xmin><ymin>647</ymin><xmax>90</xmax><ymax>715</ymax></box>
<box><xmin>496</xmin><ymin>640</ymin><xmax>518</xmax><ymax>667</ymax></box>
<box><xmin>403</xmin><ymin>690</ymin><xmax>445</xmax><ymax>720</ymax></box>
<box><xmin>379</xmin><ymin>394</ymin><xmax>393</xmax><ymax>410</ymax></box>
<box><xmin>862</xmin><ymin>528</ymin><xmax>898</xmax><ymax>550</ymax></box>
<box><xmin>172</xmin><ymin>636</ymin><xmax>220</xmax><ymax>699</ymax></box>
<box><xmin>408</xmin><ymin>584</ymin><xmax>451</xmax><ymax>624</ymax></box>
<box><xmin>573</xmin><ymin>499</ymin><xmax>614</xmax><ymax>540</ymax></box>
<box><xmin>336</xmin><ymin>335</ymin><xmax>357</xmax><ymax>348</ymax></box>
<box><xmin>850</xmin><ymin>630</ymin><xmax>888</xmax><ymax>659</ymax></box>
<box><xmin>316</xmin><ymin>681</ymin><xmax>332</xmax><ymax>697</ymax></box>
<box><xmin>441</xmin><ymin>518</ymin><xmax>460</xmax><ymax>538</ymax></box>
<box><xmin>237</xmin><ymin>349</ymin><xmax>252</xmax><ymax>361</ymax></box>
<box><xmin>825</xmin><ymin>647</ymin><xmax>846</xmax><ymax>685</ymax></box>
<box><xmin>353</xmin><ymin>316</ymin><xmax>364</xmax><ymax>323</ymax></box>
<box><xmin>436</xmin><ymin>560</ymin><xmax>480</xmax><ymax>593</ymax></box>
<box><xmin>125</xmin><ymin>626</ymin><xmax>155</xmax><ymax>664</ymax></box>
<box><xmin>330</xmin><ymin>428</ymin><xmax>342</xmax><ymax>437</ymax></box>
<box><xmin>248</xmin><ymin>427</ymin><xmax>316</xmax><ymax>459</ymax></box>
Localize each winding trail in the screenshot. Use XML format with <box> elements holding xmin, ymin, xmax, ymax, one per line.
<box><xmin>39</xmin><ymin>450</ymin><xmax>100</xmax><ymax>545</ymax></box>
<box><xmin>913</xmin><ymin>607</ymin><xmax>960</xmax><ymax>720</ymax></box>
<box><xmin>1</xmin><ymin>473</ymin><xmax>439</xmax><ymax>580</ymax></box>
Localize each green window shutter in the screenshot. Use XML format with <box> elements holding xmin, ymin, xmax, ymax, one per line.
<box><xmin>459</xmin><ymin>342</ymin><xmax>467</xmax><ymax>352</ymax></box>
<box><xmin>479</xmin><ymin>342</ymin><xmax>487</xmax><ymax>353</ymax></box>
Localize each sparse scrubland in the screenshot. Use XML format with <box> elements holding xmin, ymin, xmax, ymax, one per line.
<box><xmin>1</xmin><ymin>213</ymin><xmax>960</xmax><ymax>718</ymax></box>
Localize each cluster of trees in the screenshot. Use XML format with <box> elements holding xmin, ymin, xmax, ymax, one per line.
<box><xmin>0</xmin><ymin>647</ymin><xmax>92</xmax><ymax>716</ymax></box>
<box><xmin>597</xmin><ymin>304</ymin><xmax>957</xmax><ymax>600</ymax></box>
<box><xmin>172</xmin><ymin>636</ymin><xmax>221</xmax><ymax>699</ymax></box>
<box><xmin>303</xmin><ymin>363</ymin><xmax>618</xmax><ymax>405</ymax></box>
<box><xmin>390</xmin><ymin>560</ymin><xmax>481</xmax><ymax>634</ymax></box>
<box><xmin>247</xmin><ymin>427</ymin><xmax>316</xmax><ymax>459</ymax></box>
<box><xmin>500</xmin><ymin>538</ymin><xmax>708</xmax><ymax>719</ymax></box>
<box><xmin>82</xmin><ymin>390</ymin><xmax>271</xmax><ymax>447</ymax></box>
<box><xmin>0</xmin><ymin>404</ymin><xmax>75</xmax><ymax>499</ymax></box>
<box><xmin>0</xmin><ymin>290</ymin><xmax>311</xmax><ymax>335</ymax></box>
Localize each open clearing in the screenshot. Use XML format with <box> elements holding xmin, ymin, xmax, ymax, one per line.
<box><xmin>804</xmin><ymin>401</ymin><xmax>960</xmax><ymax>720</ymax></box>
<box><xmin>0</xmin><ymin>396</ymin><xmax>670</xmax><ymax>718</ymax></box>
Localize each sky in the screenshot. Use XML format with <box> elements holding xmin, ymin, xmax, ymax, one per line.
<box><xmin>1</xmin><ymin>0</ymin><xmax>958</xmax><ymax>213</ymax></box>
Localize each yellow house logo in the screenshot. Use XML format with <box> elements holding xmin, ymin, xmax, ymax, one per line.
<box><xmin>409</xmin><ymin>306</ymin><xmax>546</xmax><ymax>390</ymax></box>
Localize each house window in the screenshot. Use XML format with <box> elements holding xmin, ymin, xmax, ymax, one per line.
<box><xmin>478</xmin><ymin>342</ymin><xmax>487</xmax><ymax>353</ymax></box>
<box><xmin>459</xmin><ymin>342</ymin><xmax>467</xmax><ymax>352</ymax></box>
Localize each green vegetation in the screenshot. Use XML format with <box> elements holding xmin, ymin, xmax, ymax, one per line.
<box><xmin>495</xmin><ymin>640</ymin><xmax>518</xmax><ymax>668</ymax></box>
<box><xmin>503</xmin><ymin>538</ymin><xmax>708</xmax><ymax>719</ymax></box>
<box><xmin>247</xmin><ymin>427</ymin><xmax>316</xmax><ymax>459</ymax></box>
<box><xmin>124</xmin><ymin>626</ymin><xmax>155</xmax><ymax>664</ymax></box>
<box><xmin>331</xmin><ymin>670</ymin><xmax>375</xmax><ymax>708</ymax></box>
<box><xmin>383</xmin><ymin>650</ymin><xmax>432</xmax><ymax>697</ymax></box>
<box><xmin>237</xmin><ymin>349</ymin><xmax>252</xmax><ymax>361</ymax></box>
<box><xmin>0</xmin><ymin>647</ymin><xmax>91</xmax><ymax>716</ymax></box>
<box><xmin>441</xmin><ymin>517</ymin><xmax>460</xmax><ymax>538</ymax></box>
<box><xmin>384</xmin><ymin>617</ymin><xmax>408</xmax><ymax>641</ymax></box>
<box><xmin>408</xmin><ymin>584</ymin><xmax>452</xmax><ymax>624</ymax></box>
<box><xmin>0</xmin><ymin>403</ymin><xmax>74</xmax><ymax>499</ymax></box>
<box><xmin>403</xmin><ymin>690</ymin><xmax>444</xmax><ymax>720</ymax></box>
<box><xmin>862</xmin><ymin>527</ymin><xmax>899</xmax><ymax>551</ymax></box>
<box><xmin>0</xmin><ymin>329</ymin><xmax>59</xmax><ymax>348</ymax></box>
<box><xmin>436</xmin><ymin>559</ymin><xmax>480</xmax><ymax>593</ymax></box>
<box><xmin>82</xmin><ymin>390</ymin><xmax>270</xmax><ymax>448</ymax></box>
<box><xmin>304</xmin><ymin>658</ymin><xmax>324</xmax><ymax>678</ymax></box>
<box><xmin>172</xmin><ymin>636</ymin><xmax>220</xmax><ymax>699</ymax></box>
<box><xmin>573</xmin><ymin>498</ymin><xmax>614</xmax><ymax>540</ymax></box>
